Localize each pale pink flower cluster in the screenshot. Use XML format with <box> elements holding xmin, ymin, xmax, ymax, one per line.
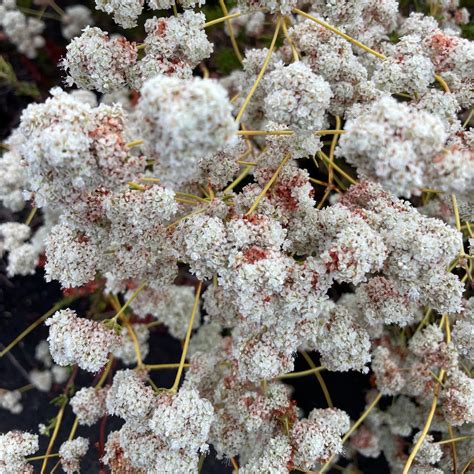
<box><xmin>0</xmin><ymin>1</ymin><xmax>472</xmax><ymax>473</ymax></box>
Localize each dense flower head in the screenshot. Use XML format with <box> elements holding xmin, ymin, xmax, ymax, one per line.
<box><xmin>136</xmin><ymin>75</ymin><xmax>237</xmax><ymax>186</ymax></box>
<box><xmin>70</xmin><ymin>387</ymin><xmax>108</xmax><ymax>426</ymax></box>
<box><xmin>59</xmin><ymin>437</ymin><xmax>89</xmax><ymax>474</ymax></box>
<box><xmin>16</xmin><ymin>88</ymin><xmax>145</xmax><ymax>209</ymax></box>
<box><xmin>337</xmin><ymin>96</ymin><xmax>448</xmax><ymax>197</ymax></box>
<box><xmin>62</xmin><ymin>27</ymin><xmax>137</xmax><ymax>93</ymax></box>
<box><xmin>263</xmin><ymin>61</ymin><xmax>332</xmax><ymax>132</ymax></box>
<box><xmin>291</xmin><ymin>408</ymin><xmax>350</xmax><ymax>469</ymax></box>
<box><xmin>1</xmin><ymin>1</ymin><xmax>473</xmax><ymax>472</ymax></box>
<box><xmin>106</xmin><ymin>369</ymin><xmax>155</xmax><ymax>422</ymax></box>
<box><xmin>46</xmin><ymin>308</ymin><xmax>120</xmax><ymax>372</ymax></box>
<box><xmin>0</xmin><ymin>431</ymin><xmax>38</xmax><ymax>474</ymax></box>
<box><xmin>149</xmin><ymin>387</ymin><xmax>214</xmax><ymax>453</ymax></box>
<box><xmin>95</xmin><ymin>0</ymin><xmax>143</xmax><ymax>28</ymax></box>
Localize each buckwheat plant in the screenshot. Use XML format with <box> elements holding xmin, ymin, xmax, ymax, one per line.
<box><xmin>0</xmin><ymin>0</ymin><xmax>473</xmax><ymax>472</ymax></box>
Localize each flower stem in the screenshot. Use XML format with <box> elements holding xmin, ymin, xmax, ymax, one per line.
<box><xmin>246</xmin><ymin>152</ymin><xmax>291</xmax><ymax>215</ymax></box>
<box><xmin>170</xmin><ymin>281</ymin><xmax>203</xmax><ymax>393</ymax></box>
<box><xmin>0</xmin><ymin>296</ymin><xmax>78</xmax><ymax>359</ymax></box>
<box><xmin>235</xmin><ymin>16</ymin><xmax>283</xmax><ymax>124</ymax></box>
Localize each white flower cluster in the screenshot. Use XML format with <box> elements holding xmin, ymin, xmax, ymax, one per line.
<box><xmin>136</xmin><ymin>75</ymin><xmax>237</xmax><ymax>186</ymax></box>
<box><xmin>61</xmin><ymin>5</ymin><xmax>94</xmax><ymax>40</ymax></box>
<box><xmin>46</xmin><ymin>308</ymin><xmax>120</xmax><ymax>372</ymax></box>
<box><xmin>225</xmin><ymin>8</ymin><xmax>265</xmax><ymax>38</ymax></box>
<box><xmin>129</xmin><ymin>12</ymin><xmax>212</xmax><ymax>88</ymax></box>
<box><xmin>401</xmin><ymin>13</ymin><xmax>473</xmax><ymax>108</ymax></box>
<box><xmin>95</xmin><ymin>0</ymin><xmax>144</xmax><ymax>29</ymax></box>
<box><xmin>59</xmin><ymin>437</ymin><xmax>89</xmax><ymax>474</ymax></box>
<box><xmin>374</xmin><ymin>35</ymin><xmax>435</xmax><ymax>95</ymax></box>
<box><xmin>0</xmin><ymin>431</ymin><xmax>38</xmax><ymax>473</ymax></box>
<box><xmin>70</xmin><ymin>386</ymin><xmax>108</xmax><ymax>426</ymax></box>
<box><xmin>0</xmin><ymin>222</ymin><xmax>40</xmax><ymax>277</ymax></box>
<box><xmin>238</xmin><ymin>0</ymin><xmax>297</xmax><ymax>14</ymax></box>
<box><xmin>62</xmin><ymin>27</ymin><xmax>138</xmax><ymax>93</ymax></box>
<box><xmin>16</xmin><ymin>88</ymin><xmax>145</xmax><ymax>209</ymax></box>
<box><xmin>288</xmin><ymin>18</ymin><xmax>376</xmax><ymax>116</ymax></box>
<box><xmin>0</xmin><ymin>139</ymin><xmax>27</xmax><ymax>212</ymax></box>
<box><xmin>128</xmin><ymin>285</ymin><xmax>200</xmax><ymax>339</ymax></box>
<box><xmin>63</xmin><ymin>12</ymin><xmax>212</xmax><ymax>92</ymax></box>
<box><xmin>338</xmin><ymin>96</ymin><xmax>472</xmax><ymax>197</ymax></box>
<box><xmin>1</xmin><ymin>1</ymin><xmax>473</xmax><ymax>473</ymax></box>
<box><xmin>264</xmin><ymin>61</ymin><xmax>332</xmax><ymax>132</ymax></box>
<box><xmin>103</xmin><ymin>370</ymin><xmax>214</xmax><ymax>472</ymax></box>
<box><xmin>0</xmin><ymin>390</ymin><xmax>22</xmax><ymax>415</ymax></box>
<box><xmin>0</xmin><ymin>0</ymin><xmax>44</xmax><ymax>58</ymax></box>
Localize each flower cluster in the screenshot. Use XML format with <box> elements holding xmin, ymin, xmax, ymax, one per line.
<box><xmin>0</xmin><ymin>0</ymin><xmax>44</xmax><ymax>58</ymax></box>
<box><xmin>0</xmin><ymin>0</ymin><xmax>473</xmax><ymax>472</ymax></box>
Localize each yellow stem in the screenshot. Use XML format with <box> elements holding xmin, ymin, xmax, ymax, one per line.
<box><xmin>237</xmin><ymin>160</ymin><xmax>257</xmax><ymax>166</ymax></box>
<box><xmin>176</xmin><ymin>192</ymin><xmax>209</xmax><ymax>203</ymax></box>
<box><xmin>200</xmin><ymin>63</ymin><xmax>210</xmax><ymax>79</ymax></box>
<box><xmin>24</xmin><ymin>207</ymin><xmax>37</xmax><ymax>226</ymax></box>
<box><xmin>47</xmin><ymin>0</ymin><xmax>65</xmax><ymax>16</ymax></box>
<box><xmin>452</xmin><ymin>194</ymin><xmax>461</xmax><ymax>232</ymax></box>
<box><xmin>402</xmin><ymin>370</ymin><xmax>445</xmax><ymax>474</ymax></box>
<box><xmin>328</xmin><ymin>116</ymin><xmax>341</xmax><ymax>184</ymax></box>
<box><xmin>0</xmin><ymin>296</ymin><xmax>77</xmax><ymax>358</ymax></box>
<box><xmin>126</xmin><ymin>139</ymin><xmax>144</xmax><ymax>148</ymax></box>
<box><xmin>67</xmin><ymin>417</ymin><xmax>79</xmax><ymax>441</ymax></box>
<box><xmin>123</xmin><ymin>320</ymin><xmax>144</xmax><ymax>368</ymax></box>
<box><xmin>293</xmin><ymin>9</ymin><xmax>386</xmax><ymax>60</ymax></box>
<box><xmin>145</xmin><ymin>363</ymin><xmax>189</xmax><ymax>370</ymax></box>
<box><xmin>204</xmin><ymin>12</ymin><xmax>241</xmax><ymax>28</ymax></box>
<box><xmin>231</xmin><ymin>457</ymin><xmax>239</xmax><ymax>472</ymax></box>
<box><xmin>27</xmin><ymin>453</ymin><xmax>59</xmax><ymax>461</ymax></box>
<box><xmin>246</xmin><ymin>153</ymin><xmax>291</xmax><ymax>215</ymax></box>
<box><xmin>96</xmin><ymin>356</ymin><xmax>114</xmax><ymax>388</ymax></box>
<box><xmin>436</xmin><ymin>435</ymin><xmax>473</xmax><ymax>445</ymax></box>
<box><xmin>18</xmin><ymin>383</ymin><xmax>35</xmax><ymax>393</ymax></box>
<box><xmin>403</xmin><ymin>314</ymin><xmax>450</xmax><ymax>474</ymax></box>
<box><xmin>317</xmin><ymin>151</ymin><xmax>357</xmax><ymax>185</ymax></box>
<box><xmin>434</xmin><ymin>74</ymin><xmax>450</xmax><ymax>93</ymax></box>
<box><xmin>316</xmin><ymin>187</ymin><xmax>332</xmax><ymax>210</ymax></box>
<box><xmin>167</xmin><ymin>207</ymin><xmax>208</xmax><ymax>229</ymax></box>
<box><xmin>109</xmin><ymin>282</ymin><xmax>146</xmax><ymax>325</ymax></box>
<box><xmin>461</xmin><ymin>457</ymin><xmax>473</xmax><ymax>474</ymax></box>
<box><xmin>176</xmin><ymin>198</ymin><xmax>200</xmax><ymax>206</ymax></box>
<box><xmin>320</xmin><ymin>392</ymin><xmax>383</xmax><ymax>473</ymax></box>
<box><xmin>40</xmin><ymin>401</ymin><xmax>66</xmax><ymax>474</ymax></box>
<box><xmin>282</xmin><ymin>18</ymin><xmax>299</xmax><ymax>61</ymax></box>
<box><xmin>462</xmin><ymin>108</ymin><xmax>473</xmax><ymax>128</ymax></box>
<box><xmin>128</xmin><ymin>182</ymin><xmax>146</xmax><ymax>191</ymax></box>
<box><xmin>170</xmin><ymin>282</ymin><xmax>203</xmax><ymax>393</ymax></box>
<box><xmin>219</xmin><ymin>0</ymin><xmax>243</xmax><ymax>64</ymax></box>
<box><xmin>236</xmin><ymin>17</ymin><xmax>283</xmax><ymax>124</ymax></box>
<box><xmin>223</xmin><ymin>165</ymin><xmax>253</xmax><ymax>194</ymax></box>
<box><xmin>465</xmin><ymin>221</ymin><xmax>473</xmax><ymax>238</ymax></box>
<box><xmin>301</xmin><ymin>351</ymin><xmax>333</xmax><ymax>407</ymax></box>
<box><xmin>277</xmin><ymin>366</ymin><xmax>324</xmax><ymax>379</ymax></box>
<box><xmin>315</xmin><ymin>129</ymin><xmax>346</xmax><ymax>136</ymax></box>
<box><xmin>309</xmin><ymin>178</ymin><xmax>330</xmax><ymax>187</ymax></box>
